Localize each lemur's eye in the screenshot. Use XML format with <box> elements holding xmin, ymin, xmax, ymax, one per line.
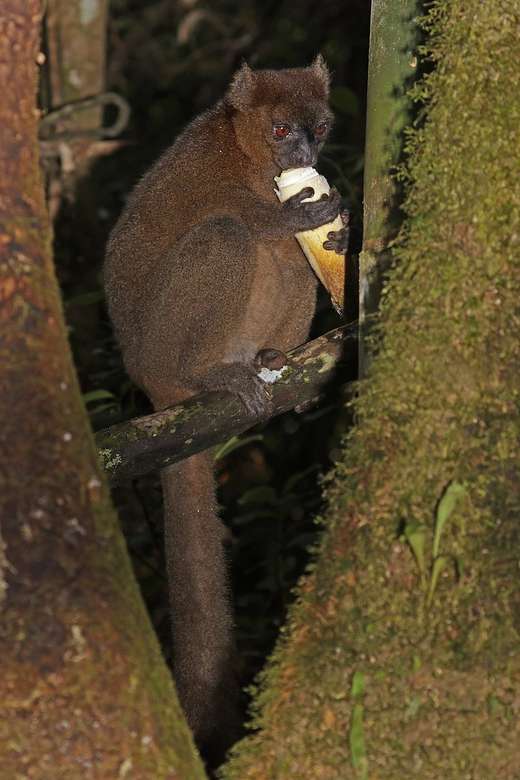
<box><xmin>273</xmin><ymin>124</ymin><xmax>291</xmax><ymax>139</ymax></box>
<box><xmin>315</xmin><ymin>122</ymin><xmax>328</xmax><ymax>138</ymax></box>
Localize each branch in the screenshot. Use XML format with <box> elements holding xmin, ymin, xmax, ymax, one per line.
<box><xmin>95</xmin><ymin>323</ymin><xmax>357</xmax><ymax>484</ymax></box>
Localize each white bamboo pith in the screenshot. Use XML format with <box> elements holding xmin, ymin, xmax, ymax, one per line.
<box><xmin>274</xmin><ymin>167</ymin><xmax>346</xmax><ymax>314</ymax></box>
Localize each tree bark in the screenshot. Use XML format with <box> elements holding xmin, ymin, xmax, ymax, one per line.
<box><xmin>0</xmin><ymin>4</ymin><xmax>205</xmax><ymax>778</ymax></box>
<box><xmin>95</xmin><ymin>323</ymin><xmax>357</xmax><ymax>484</ymax></box>
<box><xmin>222</xmin><ymin>0</ymin><xmax>520</xmax><ymax>777</ymax></box>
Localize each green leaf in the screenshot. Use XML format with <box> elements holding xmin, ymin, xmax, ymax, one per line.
<box><xmin>350</xmin><ymin>703</ymin><xmax>368</xmax><ymax>779</ymax></box>
<box><xmin>283</xmin><ymin>464</ymin><xmax>320</xmax><ymax>494</ymax></box>
<box><xmin>82</xmin><ymin>389</ymin><xmax>116</xmax><ymax>405</ymax></box>
<box><xmin>427</xmin><ymin>555</ymin><xmax>450</xmax><ymax>606</ymax></box>
<box><xmin>237</xmin><ymin>485</ymin><xmax>279</xmax><ymax>507</ymax></box>
<box><xmin>403</xmin><ymin>520</ymin><xmax>427</xmax><ymax>578</ymax></box>
<box><xmin>433</xmin><ymin>481</ymin><xmax>467</xmax><ymax>558</ymax></box>
<box><xmin>351</xmin><ymin>670</ymin><xmax>365</xmax><ymax>699</ymax></box>
<box><xmin>213</xmin><ymin>434</ymin><xmax>263</xmax><ymax>461</ymax></box>
<box><xmin>87</xmin><ymin>402</ymin><xmax>119</xmax><ymax>417</ymax></box>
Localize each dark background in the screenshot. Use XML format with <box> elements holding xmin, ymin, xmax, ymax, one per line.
<box><xmin>54</xmin><ymin>0</ymin><xmax>370</xmax><ymax>703</ymax></box>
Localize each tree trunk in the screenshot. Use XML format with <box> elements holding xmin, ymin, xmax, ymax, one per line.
<box><xmin>221</xmin><ymin>0</ymin><xmax>520</xmax><ymax>776</ymax></box>
<box><xmin>0</xmin><ymin>4</ymin><xmax>204</xmax><ymax>778</ymax></box>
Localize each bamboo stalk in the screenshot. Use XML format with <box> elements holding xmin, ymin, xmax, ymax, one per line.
<box><xmin>359</xmin><ymin>0</ymin><xmax>420</xmax><ymax>375</ymax></box>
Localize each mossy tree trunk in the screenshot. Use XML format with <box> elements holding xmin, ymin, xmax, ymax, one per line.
<box><xmin>0</xmin><ymin>4</ymin><xmax>205</xmax><ymax>777</ymax></box>
<box><xmin>222</xmin><ymin>0</ymin><xmax>520</xmax><ymax>777</ymax></box>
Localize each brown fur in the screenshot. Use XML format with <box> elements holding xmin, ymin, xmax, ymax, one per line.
<box><xmin>104</xmin><ymin>56</ymin><xmax>340</xmax><ymax>765</ymax></box>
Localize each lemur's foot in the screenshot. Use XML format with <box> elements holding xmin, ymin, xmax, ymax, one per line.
<box><xmin>254</xmin><ymin>348</ymin><xmax>288</xmax><ymax>371</ymax></box>
<box><xmin>200</xmin><ymin>362</ymin><xmax>274</xmax><ymax>417</ymax></box>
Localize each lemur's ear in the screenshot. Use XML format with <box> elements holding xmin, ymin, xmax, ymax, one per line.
<box><xmin>310</xmin><ymin>54</ymin><xmax>331</xmax><ymax>96</ymax></box>
<box><xmin>225</xmin><ymin>62</ymin><xmax>256</xmax><ymax>110</ymax></box>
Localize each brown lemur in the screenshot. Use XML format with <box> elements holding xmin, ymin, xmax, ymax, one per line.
<box><xmin>104</xmin><ymin>56</ymin><xmax>349</xmax><ymax>762</ymax></box>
